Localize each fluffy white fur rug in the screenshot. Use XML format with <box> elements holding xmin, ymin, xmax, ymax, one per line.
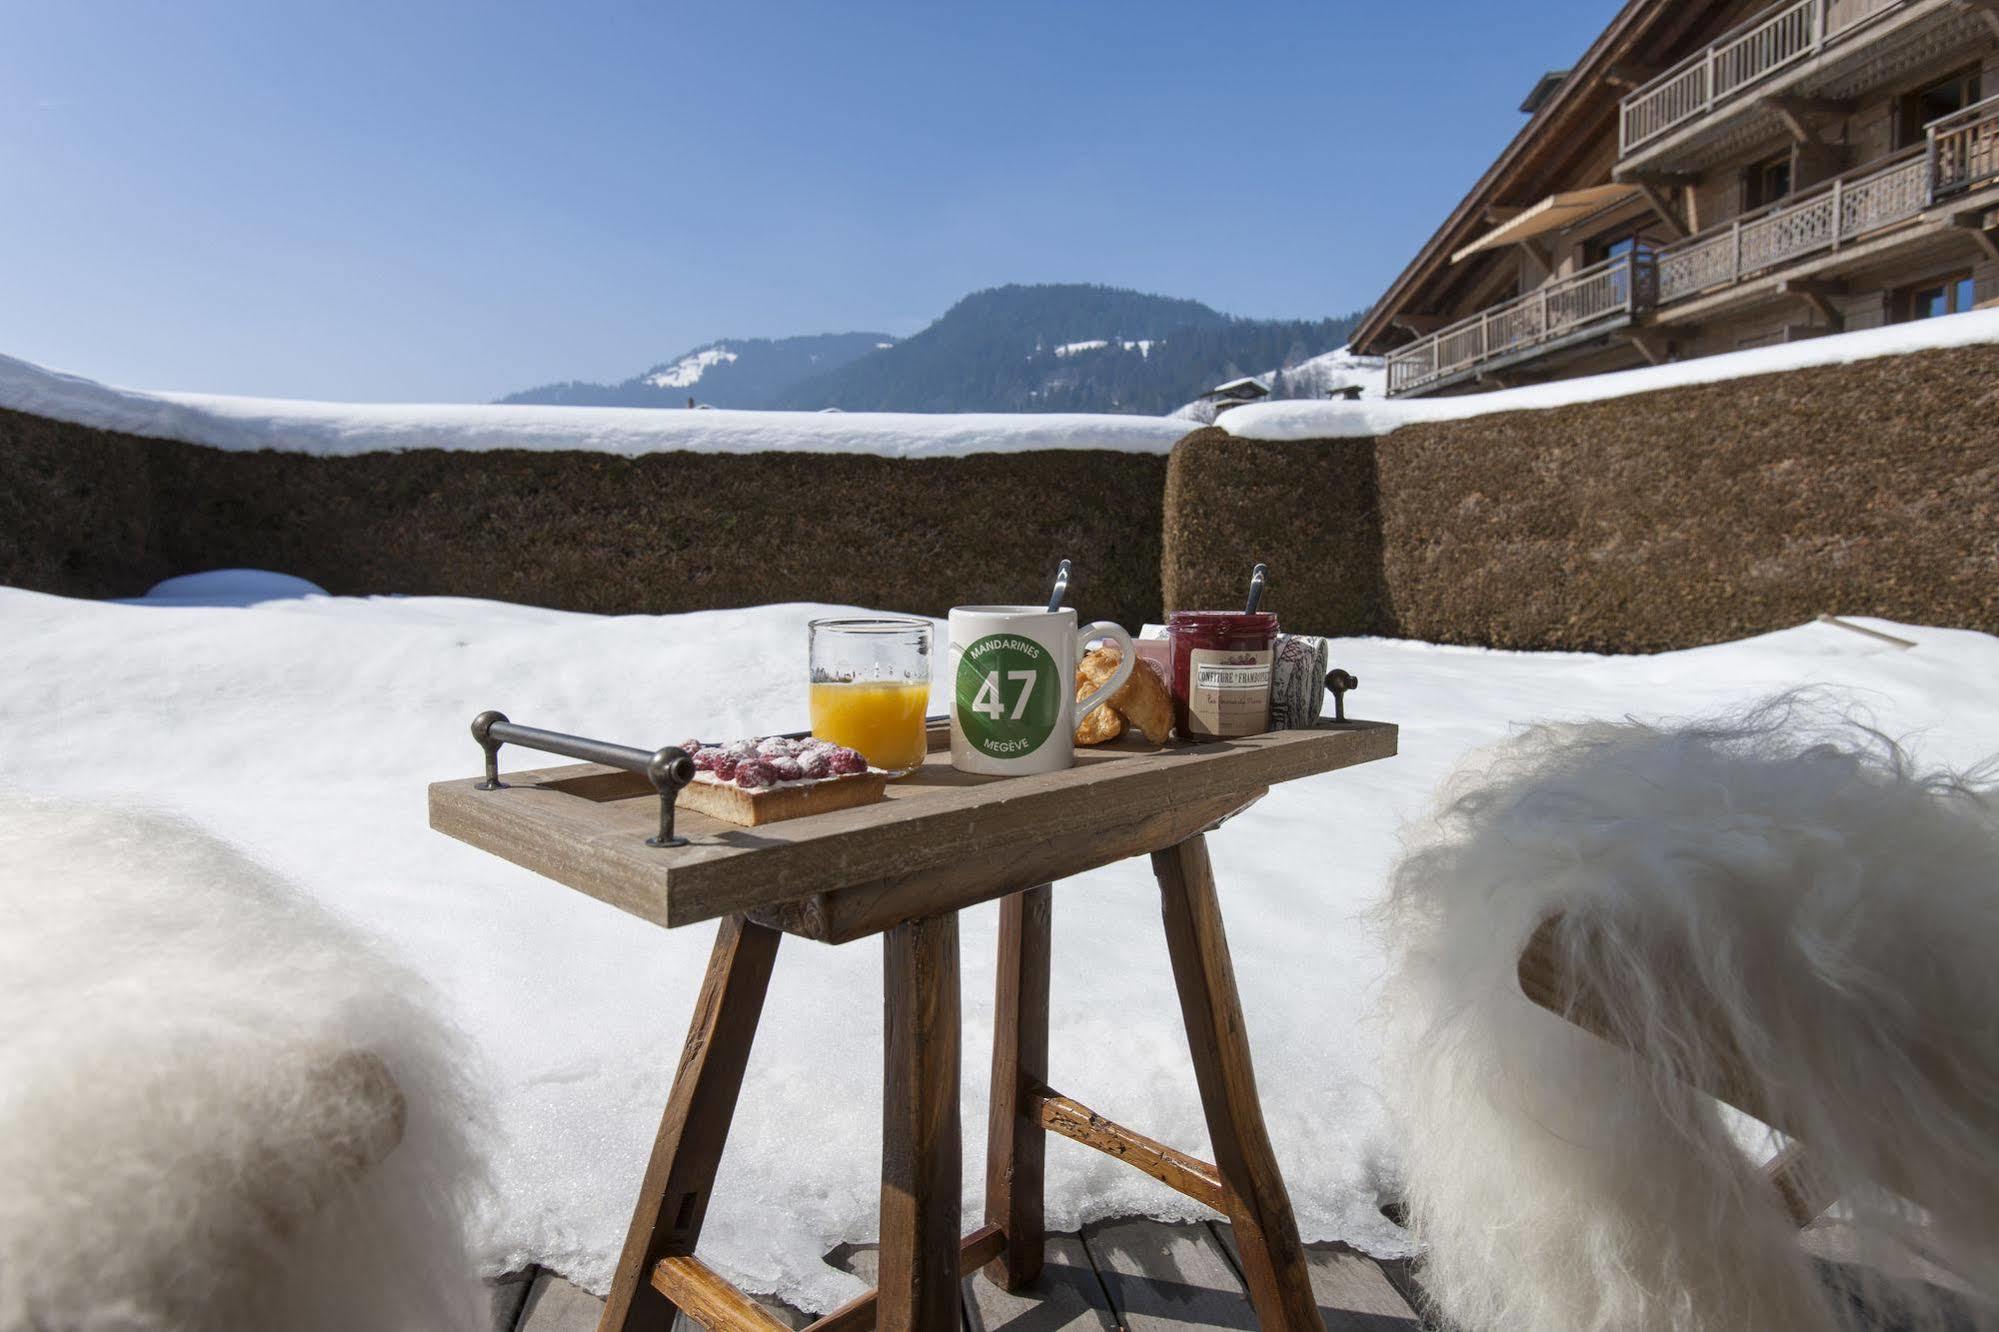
<box><xmin>1378</xmin><ymin>701</ymin><xmax>1999</xmax><ymax>1332</ymax></box>
<box><xmin>0</xmin><ymin>792</ymin><xmax>491</xmax><ymax>1332</ymax></box>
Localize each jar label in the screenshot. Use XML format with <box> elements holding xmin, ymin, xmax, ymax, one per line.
<box><xmin>1187</xmin><ymin>647</ymin><xmax>1272</xmax><ymax>738</ymax></box>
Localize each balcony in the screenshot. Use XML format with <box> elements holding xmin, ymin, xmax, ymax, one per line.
<box><xmin>1655</xmin><ymin>148</ymin><xmax>1930</xmax><ymax>303</ymax></box>
<box><xmin>1386</xmin><ymin>97</ymin><xmax>1996</xmax><ymax>396</ymax></box>
<box><xmin>1385</xmin><ymin>253</ymin><xmax>1657</xmax><ymax>397</ymax></box>
<box><xmin>1615</xmin><ymin>0</ymin><xmax>1985</xmax><ymax>175</ymax></box>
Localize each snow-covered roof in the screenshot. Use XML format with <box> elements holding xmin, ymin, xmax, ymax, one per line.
<box><xmin>1223</xmin><ymin>309</ymin><xmax>1999</xmax><ymax>442</ymax></box>
<box><xmin>0</xmin><ymin>352</ymin><xmax>1190</xmax><ymax>459</ymax></box>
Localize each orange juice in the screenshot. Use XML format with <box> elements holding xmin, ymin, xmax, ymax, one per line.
<box><xmin>810</xmin><ymin>680</ymin><xmax>931</xmax><ymax>773</ymax></box>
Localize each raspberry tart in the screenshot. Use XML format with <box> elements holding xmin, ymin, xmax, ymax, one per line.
<box><xmin>674</xmin><ymin>735</ymin><xmax>888</xmax><ymax>827</ymax></box>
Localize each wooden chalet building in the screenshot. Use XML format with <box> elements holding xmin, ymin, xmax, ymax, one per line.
<box><xmin>1351</xmin><ymin>0</ymin><xmax>1999</xmax><ymax>397</ymax></box>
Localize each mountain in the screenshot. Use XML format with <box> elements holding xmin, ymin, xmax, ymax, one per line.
<box><xmin>498</xmin><ymin>332</ymin><xmax>895</xmax><ymax>409</ymax></box>
<box><xmin>496</xmin><ymin>284</ymin><xmax>1368</xmax><ymax>416</ymax></box>
<box><xmin>773</xmin><ymin>285</ymin><xmax>1366</xmax><ymax>415</ymax></box>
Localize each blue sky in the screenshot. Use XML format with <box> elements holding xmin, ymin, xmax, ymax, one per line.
<box><xmin>1</xmin><ymin>0</ymin><xmax>1618</xmax><ymax>402</ymax></box>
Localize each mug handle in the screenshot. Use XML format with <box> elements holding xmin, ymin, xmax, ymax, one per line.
<box><xmin>1075</xmin><ymin>622</ymin><xmax>1137</xmax><ymax>718</ymax></box>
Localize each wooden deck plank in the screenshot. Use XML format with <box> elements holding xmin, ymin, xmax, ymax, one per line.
<box><xmin>1081</xmin><ymin>1218</ymin><xmax>1255</xmax><ymax>1331</ymax></box>
<box><xmin>964</xmin><ymin>1235</ymin><xmax>1119</xmax><ymax>1332</ymax></box>
<box><xmin>1211</xmin><ymin>1225</ymin><xmax>1421</xmax><ymax>1331</ymax></box>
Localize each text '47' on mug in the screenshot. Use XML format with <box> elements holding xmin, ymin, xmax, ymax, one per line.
<box><xmin>948</xmin><ymin>605</ymin><xmax>1135</xmax><ymax>776</ymax></box>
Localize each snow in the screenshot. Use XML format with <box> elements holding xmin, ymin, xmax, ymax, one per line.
<box><xmin>1053</xmin><ymin>339</ymin><xmax>1155</xmax><ymax>358</ymax></box>
<box><xmin>4</xmin><ymin>583</ymin><xmax>1993</xmax><ymax>1310</ymax></box>
<box><xmin>1223</xmin><ymin>308</ymin><xmax>1999</xmax><ymax>441</ymax></box>
<box><xmin>643</xmin><ymin>345</ymin><xmax>739</xmax><ymax>389</ymax></box>
<box><xmin>1172</xmin><ymin>347</ymin><xmax>1387</xmax><ymax>424</ymax></box>
<box><xmin>128</xmin><ymin>569</ymin><xmax>330</xmax><ymax>607</ymax></box>
<box><xmin>0</xmin><ymin>352</ymin><xmax>1191</xmax><ymax>459</ymax></box>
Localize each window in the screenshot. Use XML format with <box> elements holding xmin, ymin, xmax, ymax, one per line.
<box><xmin>1586</xmin><ymin>230</ymin><xmax>1662</xmax><ymax>266</ymax></box>
<box><xmin>1897</xmin><ymin>69</ymin><xmax>1983</xmax><ymax>149</ymax></box>
<box><xmin>1899</xmin><ymin>273</ymin><xmax>1977</xmax><ymax>321</ymax></box>
<box><xmin>1743</xmin><ymin>154</ymin><xmax>1793</xmax><ymax>210</ymax></box>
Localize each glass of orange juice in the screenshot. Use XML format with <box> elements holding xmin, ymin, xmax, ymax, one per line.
<box><xmin>808</xmin><ymin>617</ymin><xmax>932</xmax><ymax>776</ymax></box>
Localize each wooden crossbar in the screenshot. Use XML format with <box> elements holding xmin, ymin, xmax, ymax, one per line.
<box><xmin>1028</xmin><ymin>1086</ymin><xmax>1230</xmax><ymax>1211</ymax></box>
<box><xmin>650</xmin><ymin>1254</ymin><xmax>794</xmax><ymax>1332</ymax></box>
<box><xmin>797</xmin><ymin>1225</ymin><xmax>1007</xmax><ymax>1332</ymax></box>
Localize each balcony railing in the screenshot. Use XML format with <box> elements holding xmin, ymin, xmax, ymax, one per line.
<box><xmin>1655</xmin><ymin>149</ymin><xmax>1929</xmax><ymax>302</ymax></box>
<box><xmin>1620</xmin><ymin>0</ymin><xmax>1906</xmax><ymax>156</ymax></box>
<box><xmin>1931</xmin><ymin>95</ymin><xmax>1999</xmax><ymax>198</ymax></box>
<box><xmin>1386</xmin><ymin>253</ymin><xmax>1657</xmax><ymax>396</ymax></box>
<box><xmin>1387</xmin><ymin>97</ymin><xmax>1999</xmax><ymax>396</ymax></box>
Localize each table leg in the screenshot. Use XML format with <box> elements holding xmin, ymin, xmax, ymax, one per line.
<box><xmin>880</xmin><ymin>912</ymin><xmax>963</xmax><ymax>1332</ymax></box>
<box><xmin>599</xmin><ymin>915</ymin><xmax>782</xmax><ymax>1332</ymax></box>
<box><xmin>983</xmin><ymin>884</ymin><xmax>1051</xmax><ymax>1290</ymax></box>
<box><xmin>1153</xmin><ymin>835</ymin><xmax>1324</xmax><ymax>1332</ymax></box>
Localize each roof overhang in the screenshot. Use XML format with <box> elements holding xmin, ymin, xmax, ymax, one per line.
<box><xmin>1449</xmin><ymin>185</ymin><xmax>1643</xmax><ymax>262</ymax></box>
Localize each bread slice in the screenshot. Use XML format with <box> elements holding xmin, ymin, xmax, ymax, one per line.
<box><xmin>678</xmin><ymin>770</ymin><xmax>888</xmax><ymax>827</ymax></box>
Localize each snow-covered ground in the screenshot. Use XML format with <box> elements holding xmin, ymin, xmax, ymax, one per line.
<box><xmin>3</xmin><ymin>583</ymin><xmax>1994</xmax><ymax>1311</ymax></box>
<box><xmin>1222</xmin><ymin>308</ymin><xmax>1999</xmax><ymax>440</ymax></box>
<box><xmin>0</xmin><ymin>352</ymin><xmax>1189</xmax><ymax>459</ymax></box>
<box><xmin>1172</xmin><ymin>347</ymin><xmax>1387</xmax><ymax>424</ymax></box>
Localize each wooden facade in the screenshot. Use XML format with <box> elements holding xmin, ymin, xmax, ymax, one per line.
<box><xmin>1357</xmin><ymin>0</ymin><xmax>1999</xmax><ymax>397</ymax></box>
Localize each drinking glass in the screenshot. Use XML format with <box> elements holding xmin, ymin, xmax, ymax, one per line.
<box><xmin>808</xmin><ymin>617</ymin><xmax>932</xmax><ymax>775</ymax></box>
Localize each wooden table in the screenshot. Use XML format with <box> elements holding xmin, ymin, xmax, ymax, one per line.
<box><xmin>431</xmin><ymin>717</ymin><xmax>1397</xmax><ymax>1332</ymax></box>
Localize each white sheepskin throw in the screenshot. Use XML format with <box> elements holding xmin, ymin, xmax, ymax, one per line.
<box><xmin>1378</xmin><ymin>702</ymin><xmax>1999</xmax><ymax>1332</ymax></box>
<box><xmin>0</xmin><ymin>793</ymin><xmax>491</xmax><ymax>1332</ymax></box>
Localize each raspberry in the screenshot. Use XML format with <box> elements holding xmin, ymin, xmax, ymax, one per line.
<box><xmin>692</xmin><ymin>748</ymin><xmax>725</xmax><ymax>772</ymax></box>
<box><xmin>678</xmin><ymin>738</ymin><xmax>705</xmax><ymax>754</ymax></box>
<box><xmin>711</xmin><ymin>755</ymin><xmax>740</xmax><ymax>780</ymax></box>
<box><xmin>734</xmin><ymin>759</ymin><xmax>776</xmax><ymax>789</ymax></box>
<box><xmin>724</xmin><ymin>740</ymin><xmax>757</xmax><ymax>760</ymax></box>
<box><xmin>827</xmin><ymin>748</ymin><xmax>868</xmax><ymax>776</ymax></box>
<box><xmin>768</xmin><ymin>756</ymin><xmax>803</xmax><ymax>782</ymax></box>
<box><xmin>756</xmin><ymin>736</ymin><xmax>795</xmax><ymax>757</ymax></box>
<box><xmin>797</xmin><ymin>751</ymin><xmax>831</xmax><ymax>779</ymax></box>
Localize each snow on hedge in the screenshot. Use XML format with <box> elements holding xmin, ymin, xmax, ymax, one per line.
<box><xmin>4</xmin><ymin>584</ymin><xmax>1993</xmax><ymax>1310</ymax></box>
<box><xmin>0</xmin><ymin>352</ymin><xmax>1189</xmax><ymax>459</ymax></box>
<box><xmin>1221</xmin><ymin>308</ymin><xmax>1999</xmax><ymax>441</ymax></box>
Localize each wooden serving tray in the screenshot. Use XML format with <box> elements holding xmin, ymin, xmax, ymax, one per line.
<box><xmin>429</xmin><ymin>719</ymin><xmax>1396</xmax><ymax>943</ymax></box>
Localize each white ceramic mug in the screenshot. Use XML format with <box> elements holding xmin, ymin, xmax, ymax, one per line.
<box><xmin>947</xmin><ymin>606</ymin><xmax>1136</xmax><ymax>775</ymax></box>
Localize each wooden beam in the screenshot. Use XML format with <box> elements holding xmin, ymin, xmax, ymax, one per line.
<box><xmin>601</xmin><ymin>916</ymin><xmax>782</xmax><ymax>1332</ymax></box>
<box><xmin>1955</xmin><ymin>0</ymin><xmax>1999</xmax><ymax>41</ymax></box>
<box><xmin>879</xmin><ymin>912</ymin><xmax>962</xmax><ymax>1332</ymax></box>
<box><xmin>800</xmin><ymin>1228</ymin><xmax>1007</xmax><ymax>1332</ymax></box>
<box><xmin>1637</xmin><ymin>181</ymin><xmax>1688</xmax><ymax>238</ymax></box>
<box><xmin>1953</xmin><ymin>216</ymin><xmax>1999</xmax><ymax>263</ymax></box>
<box><xmin>1780</xmin><ymin>278</ymin><xmax>1846</xmax><ymax>330</ymax></box>
<box><xmin>1028</xmin><ymin>1087</ymin><xmax>1230</xmax><ymax>1212</ymax></box>
<box><xmin>1484</xmin><ymin>205</ymin><xmax>1526</xmax><ymax>224</ymax></box>
<box><xmin>1156</xmin><ymin>835</ymin><xmax>1322</xmax><ymax>1332</ymax></box>
<box><xmin>1604</xmin><ymin>62</ymin><xmax>1662</xmax><ymax>90</ymax></box>
<box><xmin>1764</xmin><ymin>96</ymin><xmax>1854</xmax><ymax>145</ymax></box>
<box><xmin>650</xmin><ymin>1255</ymin><xmax>795</xmax><ymax>1332</ymax></box>
<box><xmin>1621</xmin><ymin>327</ymin><xmax>1672</xmax><ymax>366</ymax></box>
<box><xmin>984</xmin><ymin>886</ymin><xmax>1051</xmax><ymax>1290</ymax></box>
<box><xmin>1391</xmin><ymin>314</ymin><xmax>1448</xmax><ymax>336</ymax></box>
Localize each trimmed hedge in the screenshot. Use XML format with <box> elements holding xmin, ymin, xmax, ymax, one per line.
<box><xmin>1161</xmin><ymin>427</ymin><xmax>1390</xmax><ymax>632</ymax></box>
<box><xmin>1166</xmin><ymin>344</ymin><xmax>1999</xmax><ymax>651</ymax></box>
<box><xmin>0</xmin><ymin>406</ymin><xmax>1167</xmax><ymax>630</ymax></box>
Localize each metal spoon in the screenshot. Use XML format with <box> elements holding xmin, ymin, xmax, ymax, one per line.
<box><xmin>1245</xmin><ymin>563</ymin><xmax>1268</xmax><ymax>614</ymax></box>
<box><xmin>1047</xmin><ymin>559</ymin><xmax>1072</xmax><ymax>613</ymax></box>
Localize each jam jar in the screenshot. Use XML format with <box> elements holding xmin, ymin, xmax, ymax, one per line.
<box><xmin>1167</xmin><ymin>611</ymin><xmax>1279</xmax><ymax>740</ymax></box>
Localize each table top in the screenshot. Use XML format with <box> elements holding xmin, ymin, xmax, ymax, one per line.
<box><xmin>429</xmin><ymin>718</ymin><xmax>1396</xmax><ymax>940</ymax></box>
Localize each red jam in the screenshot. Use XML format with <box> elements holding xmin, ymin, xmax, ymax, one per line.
<box><xmin>1167</xmin><ymin>611</ymin><xmax>1280</xmax><ymax>740</ymax></box>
